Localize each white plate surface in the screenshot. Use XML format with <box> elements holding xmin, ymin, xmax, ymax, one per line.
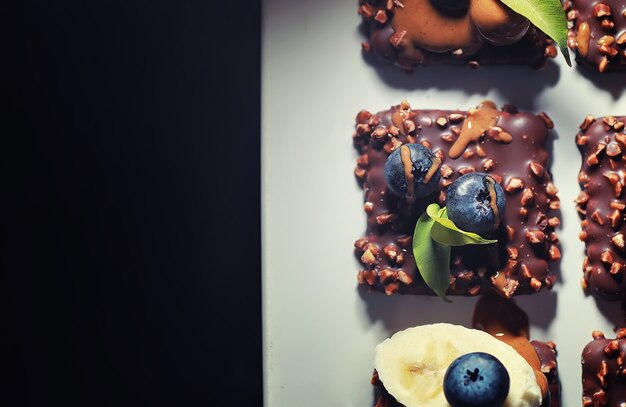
<box><xmin>262</xmin><ymin>1</ymin><xmax>626</xmax><ymax>406</ymax></box>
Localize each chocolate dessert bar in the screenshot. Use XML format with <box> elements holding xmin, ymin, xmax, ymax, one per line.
<box><xmin>372</xmin><ymin>341</ymin><xmax>559</xmax><ymax>406</ymax></box>
<box><xmin>564</xmin><ymin>0</ymin><xmax>626</xmax><ymax>72</ymax></box>
<box><xmin>576</xmin><ymin>115</ymin><xmax>626</xmax><ymax>300</ymax></box>
<box><xmin>358</xmin><ymin>0</ymin><xmax>557</xmax><ymax>70</ymax></box>
<box><xmin>371</xmin><ymin>296</ymin><xmax>560</xmax><ymax>406</ymax></box>
<box><xmin>353</xmin><ymin>101</ymin><xmax>561</xmax><ymax>297</ymax></box>
<box><xmin>582</xmin><ymin>329</ymin><xmax>626</xmax><ymax>406</ymax></box>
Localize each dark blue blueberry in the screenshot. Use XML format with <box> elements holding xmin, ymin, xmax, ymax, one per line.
<box><xmin>446</xmin><ymin>172</ymin><xmax>505</xmax><ymax>235</ymax></box>
<box><xmin>384</xmin><ymin>144</ymin><xmax>440</xmax><ymax>203</ymax></box>
<box><xmin>443</xmin><ymin>352</ymin><xmax>510</xmax><ymax>407</ymax></box>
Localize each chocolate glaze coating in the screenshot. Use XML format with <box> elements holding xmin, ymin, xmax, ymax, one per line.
<box><xmin>370</xmin><ymin>340</ymin><xmax>559</xmax><ymax>406</ymax></box>
<box><xmin>576</xmin><ymin>116</ymin><xmax>626</xmax><ymax>300</ymax></box>
<box><xmin>582</xmin><ymin>330</ymin><xmax>626</xmax><ymax>406</ymax></box>
<box><xmin>359</xmin><ymin>0</ymin><xmax>556</xmax><ymax>69</ymax></box>
<box><xmin>354</xmin><ymin>102</ymin><xmax>561</xmax><ymax>297</ymax></box>
<box><xmin>564</xmin><ymin>0</ymin><xmax>626</xmax><ymax>72</ymax></box>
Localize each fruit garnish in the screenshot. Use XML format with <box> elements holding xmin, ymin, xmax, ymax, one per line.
<box><xmin>499</xmin><ymin>0</ymin><xmax>571</xmax><ymax>66</ymax></box>
<box><xmin>413</xmin><ymin>203</ymin><xmax>497</xmax><ymax>302</ymax></box>
<box><xmin>413</xmin><ymin>208</ymin><xmax>452</xmax><ymax>302</ymax></box>
<box><xmin>429</xmin><ymin>204</ymin><xmax>497</xmax><ymax>246</ymax></box>
<box><xmin>413</xmin><ymin>203</ymin><xmax>497</xmax><ymax>301</ymax></box>
<box><xmin>443</xmin><ymin>352</ymin><xmax>510</xmax><ymax>407</ymax></box>
<box><xmin>374</xmin><ymin>324</ymin><xmax>542</xmax><ymax>407</ymax></box>
<box><xmin>446</xmin><ymin>173</ymin><xmax>505</xmax><ymax>236</ymax></box>
<box><xmin>384</xmin><ymin>144</ymin><xmax>441</xmax><ymax>204</ymax></box>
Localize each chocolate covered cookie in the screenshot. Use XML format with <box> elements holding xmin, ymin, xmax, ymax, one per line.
<box><xmin>564</xmin><ymin>0</ymin><xmax>626</xmax><ymax>72</ymax></box>
<box><xmin>582</xmin><ymin>329</ymin><xmax>626</xmax><ymax>406</ymax></box>
<box><xmin>358</xmin><ymin>0</ymin><xmax>557</xmax><ymax>69</ymax></box>
<box><xmin>577</xmin><ymin>115</ymin><xmax>626</xmax><ymax>300</ymax></box>
<box><xmin>353</xmin><ymin>101</ymin><xmax>561</xmax><ymax>297</ymax></box>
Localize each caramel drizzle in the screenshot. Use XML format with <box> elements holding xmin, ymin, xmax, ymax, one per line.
<box><xmin>392</xmin><ymin>110</ymin><xmax>408</xmax><ymax>135</ymax></box>
<box><xmin>473</xmin><ymin>295</ymin><xmax>548</xmax><ymax>400</ymax></box>
<box><xmin>576</xmin><ymin>21</ymin><xmax>590</xmax><ymax>58</ymax></box>
<box><xmin>392</xmin><ymin>0</ymin><xmax>475</xmax><ymax>53</ymax></box>
<box><xmin>424</xmin><ymin>156</ymin><xmax>442</xmax><ymax>184</ymax></box>
<box><xmin>400</xmin><ymin>145</ymin><xmax>416</xmax><ymax>204</ymax></box>
<box><xmin>450</xmin><ymin>101</ymin><xmax>499</xmax><ymax>159</ymax></box>
<box><xmin>486</xmin><ymin>175</ymin><xmax>500</xmax><ymax>229</ymax></box>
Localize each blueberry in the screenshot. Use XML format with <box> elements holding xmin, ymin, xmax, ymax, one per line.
<box><xmin>446</xmin><ymin>173</ymin><xmax>505</xmax><ymax>235</ymax></box>
<box><xmin>443</xmin><ymin>352</ymin><xmax>510</xmax><ymax>407</ymax></box>
<box><xmin>384</xmin><ymin>144</ymin><xmax>441</xmax><ymax>203</ymax></box>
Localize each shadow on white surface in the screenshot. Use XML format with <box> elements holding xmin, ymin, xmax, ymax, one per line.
<box><xmin>357</xmin><ymin>285</ymin><xmax>558</xmax><ymax>334</ymax></box>
<box><xmin>575</xmin><ymin>66</ymin><xmax>626</xmax><ymax>100</ymax></box>
<box><xmin>591</xmin><ymin>295</ymin><xmax>626</xmax><ymax>330</ymax></box>
<box><xmin>357</xmin><ymin>26</ymin><xmax>561</xmax><ymax>110</ymax></box>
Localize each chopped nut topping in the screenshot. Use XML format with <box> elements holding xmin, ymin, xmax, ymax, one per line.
<box><xmin>611</xmin><ymin>262</ymin><xmax>623</xmax><ymax>275</ymax></box>
<box><xmin>593</xmin><ymin>3</ymin><xmax>611</xmax><ymax>17</ymax></box>
<box><xmin>598</xmin><ymin>35</ymin><xmax>615</xmax><ymax>47</ymax></box>
<box><xmin>397</xmin><ymin>270</ymin><xmax>412</xmax><ymax>285</ymax></box>
<box><xmin>601</xmin><ymin>250</ymin><xmax>614</xmax><ymax>264</ymax></box>
<box><xmin>354</xmin><ymin>167</ymin><xmax>367</xmax><ymax>180</ymax></box>
<box><xmin>376</xmin><ymin>213</ymin><xmax>397</xmax><ymax>225</ymax></box>
<box><xmin>592</xmin><ymin>210</ymin><xmax>605</xmax><ymax>225</ymax></box>
<box><xmin>440</xmin><ymin>165</ymin><xmax>453</xmax><ymax>179</ymax></box>
<box><xmin>520</xmin><ymin>188</ymin><xmax>534</xmax><ymax>207</ymax></box>
<box><xmin>526</xmin><ymin>229</ymin><xmax>546</xmax><ymax>244</ymax></box>
<box><xmin>384</xmin><ymin>282</ymin><xmax>399</xmax><ymax>295</ymax></box>
<box><xmin>378</xmin><ymin>268</ymin><xmax>397</xmax><ymax>283</ymax></box>
<box><xmin>529</xmin><ymin>161</ymin><xmax>544</xmax><ymax>177</ymax></box>
<box><xmin>504</xmin><ymin>177</ymin><xmax>524</xmax><ymax>193</ymax></box>
<box><xmin>372</xmin><ymin>126</ymin><xmax>388</xmax><ymax>139</ymax></box>
<box><xmin>612</xmin><ymin>233</ymin><xmax>625</xmax><ymax>250</ymax></box>
<box><xmin>530</xmin><ymin>277</ymin><xmax>542</xmax><ymax>291</ymax></box>
<box><xmin>599</xmin><ymin>56</ymin><xmax>610</xmax><ymax>73</ymax></box>
<box><xmin>606</xmin><ymin>142</ymin><xmax>622</xmax><ymax>157</ymax></box>
<box><xmin>601</xmin><ymin>18</ymin><xmax>615</xmax><ymax>30</ymax></box>
<box><xmin>608</xmin><ymin>209</ymin><xmax>621</xmax><ymax>229</ymax></box>
<box><xmin>374</xmin><ymin>9</ymin><xmax>388</xmax><ymax>23</ymax></box>
<box><xmin>482</xmin><ymin>158</ymin><xmax>495</xmax><ymax>172</ymax></box>
<box><xmin>389</xmin><ymin>30</ymin><xmax>406</xmax><ymax>48</ymax></box>
<box><xmin>581</xmin><ymin>115</ymin><xmax>596</xmax><ymax>130</ymax></box>
<box><xmin>549</xmin><ymin>245</ymin><xmax>561</xmax><ymax>261</ymax></box>
<box><xmin>448</xmin><ymin>113</ymin><xmax>464</xmax><ymax>123</ymax></box>
<box><xmin>383</xmin><ymin>244</ymin><xmax>398</xmax><ymax>261</ymax></box>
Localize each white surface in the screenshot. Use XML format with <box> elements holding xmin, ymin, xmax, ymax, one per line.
<box><xmin>262</xmin><ymin>1</ymin><xmax>626</xmax><ymax>406</ymax></box>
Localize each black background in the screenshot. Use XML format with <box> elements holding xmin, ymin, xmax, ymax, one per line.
<box><xmin>3</xmin><ymin>1</ymin><xmax>262</xmax><ymax>405</ymax></box>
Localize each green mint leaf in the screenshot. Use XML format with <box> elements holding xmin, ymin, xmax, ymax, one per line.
<box><xmin>413</xmin><ymin>209</ymin><xmax>452</xmax><ymax>302</ymax></box>
<box><xmin>428</xmin><ymin>206</ymin><xmax>497</xmax><ymax>246</ymax></box>
<box><xmin>500</xmin><ymin>0</ymin><xmax>571</xmax><ymax>66</ymax></box>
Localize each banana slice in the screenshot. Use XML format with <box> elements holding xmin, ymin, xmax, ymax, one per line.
<box><xmin>374</xmin><ymin>323</ymin><xmax>541</xmax><ymax>407</ymax></box>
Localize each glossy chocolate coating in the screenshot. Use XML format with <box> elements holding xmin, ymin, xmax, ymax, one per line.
<box><xmin>354</xmin><ymin>102</ymin><xmax>561</xmax><ymax>297</ymax></box>
<box><xmin>359</xmin><ymin>0</ymin><xmax>556</xmax><ymax>69</ymax></box>
<box><xmin>576</xmin><ymin>116</ymin><xmax>626</xmax><ymax>300</ymax></box>
<box><xmin>564</xmin><ymin>0</ymin><xmax>626</xmax><ymax>72</ymax></box>
<box><xmin>582</xmin><ymin>331</ymin><xmax>626</xmax><ymax>406</ymax></box>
